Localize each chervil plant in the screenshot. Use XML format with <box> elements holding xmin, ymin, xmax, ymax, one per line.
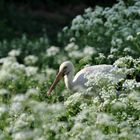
<box><xmin>59</xmin><ymin>0</ymin><xmax>140</xmax><ymax>59</ymax></box>
<box><xmin>0</xmin><ymin>0</ymin><xmax>140</xmax><ymax>140</ymax></box>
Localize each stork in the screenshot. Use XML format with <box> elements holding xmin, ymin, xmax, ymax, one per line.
<box><xmin>47</xmin><ymin>61</ymin><xmax>124</xmax><ymax>96</ymax></box>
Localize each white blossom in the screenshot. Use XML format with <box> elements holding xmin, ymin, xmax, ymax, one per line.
<box><xmin>96</xmin><ymin>113</ymin><xmax>115</xmax><ymax>126</ymax></box>
<box><xmin>46</xmin><ymin>46</ymin><xmax>60</xmax><ymax>56</ymax></box>
<box><xmin>45</xmin><ymin>68</ymin><xmax>56</xmax><ymax>76</ymax></box>
<box><xmin>126</xmin><ymin>35</ymin><xmax>134</xmax><ymax>41</ymax></box>
<box><xmin>10</xmin><ymin>102</ymin><xmax>24</xmax><ymax>114</ymax></box>
<box><xmin>0</xmin><ymin>70</ymin><xmax>13</xmax><ymax>82</ymax></box>
<box><xmin>24</xmin><ymin>55</ymin><xmax>38</xmax><ymax>65</ymax></box>
<box><xmin>12</xmin><ymin>131</ymin><xmax>34</xmax><ymax>140</ymax></box>
<box><xmin>12</xmin><ymin>94</ymin><xmax>27</xmax><ymax>102</ymax></box>
<box><xmin>0</xmin><ymin>104</ymin><xmax>8</xmax><ymax>115</ymax></box>
<box><xmin>26</xmin><ymin>88</ymin><xmax>39</xmax><ymax>97</ymax></box>
<box><xmin>65</xmin><ymin>42</ymin><xmax>79</xmax><ymax>52</ymax></box>
<box><xmin>68</xmin><ymin>51</ymin><xmax>83</xmax><ymax>59</ymax></box>
<box><xmin>136</xmin><ymin>32</ymin><xmax>140</xmax><ymax>35</ymax></box>
<box><xmin>0</xmin><ymin>89</ymin><xmax>9</xmax><ymax>96</ymax></box>
<box><xmin>64</xmin><ymin>92</ymin><xmax>82</xmax><ymax>107</ymax></box>
<box><xmin>83</xmin><ymin>46</ymin><xmax>96</xmax><ymax>55</ymax></box>
<box><xmin>25</xmin><ymin>66</ymin><xmax>38</xmax><ymax>76</ymax></box>
<box><xmin>8</xmin><ymin>49</ymin><xmax>20</xmax><ymax>57</ymax></box>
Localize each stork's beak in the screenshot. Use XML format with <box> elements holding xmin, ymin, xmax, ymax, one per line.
<box><xmin>47</xmin><ymin>71</ymin><xmax>63</xmax><ymax>96</ymax></box>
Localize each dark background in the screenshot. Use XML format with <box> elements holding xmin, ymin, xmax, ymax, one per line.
<box><xmin>0</xmin><ymin>0</ymin><xmax>117</xmax><ymax>42</ymax></box>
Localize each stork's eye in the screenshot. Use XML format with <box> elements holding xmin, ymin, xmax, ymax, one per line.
<box><xmin>63</xmin><ymin>66</ymin><xmax>68</xmax><ymax>75</ymax></box>
<box><xmin>63</xmin><ymin>66</ymin><xmax>67</xmax><ymax>70</ymax></box>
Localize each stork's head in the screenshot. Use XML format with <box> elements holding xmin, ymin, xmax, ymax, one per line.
<box><xmin>47</xmin><ymin>61</ymin><xmax>74</xmax><ymax>96</ymax></box>
<box><xmin>59</xmin><ymin>61</ymin><xmax>74</xmax><ymax>76</ymax></box>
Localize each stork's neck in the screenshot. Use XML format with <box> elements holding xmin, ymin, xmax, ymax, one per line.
<box><xmin>64</xmin><ymin>70</ymin><xmax>74</xmax><ymax>90</ymax></box>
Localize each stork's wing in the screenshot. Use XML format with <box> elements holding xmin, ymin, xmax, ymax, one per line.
<box><xmin>73</xmin><ymin>64</ymin><xmax>124</xmax><ymax>87</ymax></box>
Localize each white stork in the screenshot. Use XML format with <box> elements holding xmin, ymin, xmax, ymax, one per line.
<box><xmin>47</xmin><ymin>61</ymin><xmax>124</xmax><ymax>96</ymax></box>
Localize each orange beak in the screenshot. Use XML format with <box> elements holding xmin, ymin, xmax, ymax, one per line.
<box><xmin>47</xmin><ymin>71</ymin><xmax>63</xmax><ymax>96</ymax></box>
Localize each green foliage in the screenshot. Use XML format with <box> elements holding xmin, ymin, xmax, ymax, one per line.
<box><xmin>59</xmin><ymin>0</ymin><xmax>140</xmax><ymax>58</ymax></box>
<box><xmin>0</xmin><ymin>44</ymin><xmax>140</xmax><ymax>140</ymax></box>
<box><xmin>0</xmin><ymin>35</ymin><xmax>49</xmax><ymax>65</ymax></box>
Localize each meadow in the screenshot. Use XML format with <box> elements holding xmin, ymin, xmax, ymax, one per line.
<box><xmin>0</xmin><ymin>0</ymin><xmax>140</xmax><ymax>140</ymax></box>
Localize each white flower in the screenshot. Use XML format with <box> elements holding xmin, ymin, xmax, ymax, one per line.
<box><xmin>111</xmin><ymin>38</ymin><xmax>123</xmax><ymax>47</ymax></box>
<box><xmin>12</xmin><ymin>94</ymin><xmax>27</xmax><ymax>102</ymax></box>
<box><xmin>45</xmin><ymin>68</ymin><xmax>56</xmax><ymax>76</ymax></box>
<box><xmin>107</xmin><ymin>54</ymin><xmax>114</xmax><ymax>59</ymax></box>
<box><xmin>70</xmin><ymin>37</ymin><xmax>76</xmax><ymax>42</ymax></box>
<box><xmin>0</xmin><ymin>57</ymin><xmax>16</xmax><ymax>68</ymax></box>
<box><xmin>0</xmin><ymin>89</ymin><xmax>9</xmax><ymax>96</ymax></box>
<box><xmin>126</xmin><ymin>35</ymin><xmax>134</xmax><ymax>41</ymax></box>
<box><xmin>114</xmin><ymin>56</ymin><xmax>134</xmax><ymax>68</ymax></box>
<box><xmin>24</xmin><ymin>55</ymin><xmax>38</xmax><ymax>65</ymax></box>
<box><xmin>62</xmin><ymin>26</ymin><xmax>68</xmax><ymax>32</ymax></box>
<box><xmin>65</xmin><ymin>42</ymin><xmax>79</xmax><ymax>52</ymax></box>
<box><xmin>68</xmin><ymin>51</ymin><xmax>83</xmax><ymax>59</ymax></box>
<box><xmin>122</xmin><ymin>79</ymin><xmax>136</xmax><ymax>90</ymax></box>
<box><xmin>35</xmin><ymin>136</ymin><xmax>46</xmax><ymax>140</ymax></box>
<box><xmin>25</xmin><ymin>66</ymin><xmax>38</xmax><ymax>76</ymax></box>
<box><xmin>85</xmin><ymin>66</ymin><xmax>125</xmax><ymax>95</ymax></box>
<box><xmin>47</xmin><ymin>103</ymin><xmax>64</xmax><ymax>112</ymax></box>
<box><xmin>33</xmin><ymin>73</ymin><xmax>47</xmax><ymax>83</ymax></box>
<box><xmin>136</xmin><ymin>32</ymin><xmax>140</xmax><ymax>35</ymax></box>
<box><xmin>99</xmin><ymin>53</ymin><xmax>106</xmax><ymax>59</ymax></box>
<box><xmin>111</xmin><ymin>101</ymin><xmax>126</xmax><ymax>111</ymax></box>
<box><xmin>72</xmin><ymin>15</ymin><xmax>84</xmax><ymax>25</ymax></box>
<box><xmin>28</xmin><ymin>101</ymin><xmax>48</xmax><ymax>114</ymax></box>
<box><xmin>46</xmin><ymin>46</ymin><xmax>60</xmax><ymax>56</ymax></box>
<box><xmin>12</xmin><ymin>131</ymin><xmax>34</xmax><ymax>140</ymax></box>
<box><xmin>14</xmin><ymin>114</ymin><xmax>29</xmax><ymax>129</ymax></box>
<box><xmin>0</xmin><ymin>104</ymin><xmax>8</xmax><ymax>115</ymax></box>
<box><xmin>128</xmin><ymin>92</ymin><xmax>140</xmax><ymax>102</ymax></box>
<box><xmin>93</xmin><ymin>18</ymin><xmax>103</xmax><ymax>25</ymax></box>
<box><xmin>8</xmin><ymin>49</ymin><xmax>20</xmax><ymax>57</ymax></box>
<box><xmin>133</xmin><ymin>102</ymin><xmax>140</xmax><ymax>110</ymax></box>
<box><xmin>64</xmin><ymin>92</ymin><xmax>82</xmax><ymax>107</ymax></box>
<box><xmin>57</xmin><ymin>56</ymin><xmax>68</xmax><ymax>65</ymax></box>
<box><xmin>110</xmin><ymin>47</ymin><xmax>118</xmax><ymax>54</ymax></box>
<box><xmin>124</xmin><ymin>47</ymin><xmax>132</xmax><ymax>52</ymax></box>
<box><xmin>96</xmin><ymin>113</ymin><xmax>115</xmax><ymax>126</ymax></box>
<box><xmin>116</xmin><ymin>38</ymin><xmax>123</xmax><ymax>46</ymax></box>
<box><xmin>26</xmin><ymin>88</ymin><xmax>39</xmax><ymax>97</ymax></box>
<box><xmin>0</xmin><ymin>70</ymin><xmax>12</xmax><ymax>83</ymax></box>
<box><xmin>70</xmin><ymin>122</ymin><xmax>84</xmax><ymax>134</ymax></box>
<box><xmin>10</xmin><ymin>62</ymin><xmax>25</xmax><ymax>75</ymax></box>
<box><xmin>10</xmin><ymin>102</ymin><xmax>24</xmax><ymax>114</ymax></box>
<box><xmin>85</xmin><ymin>7</ymin><xmax>92</xmax><ymax>13</ymax></box>
<box><xmin>83</xmin><ymin>46</ymin><xmax>96</xmax><ymax>55</ymax></box>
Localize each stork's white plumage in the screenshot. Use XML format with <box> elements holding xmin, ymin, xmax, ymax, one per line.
<box><xmin>47</xmin><ymin>61</ymin><xmax>121</xmax><ymax>96</ymax></box>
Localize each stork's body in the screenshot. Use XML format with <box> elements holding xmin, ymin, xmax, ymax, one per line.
<box><xmin>47</xmin><ymin>61</ymin><xmax>119</xmax><ymax>95</ymax></box>
<box><xmin>65</xmin><ymin>64</ymin><xmax>114</xmax><ymax>90</ymax></box>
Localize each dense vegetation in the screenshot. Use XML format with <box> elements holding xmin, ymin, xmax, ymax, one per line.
<box><xmin>0</xmin><ymin>0</ymin><xmax>116</xmax><ymax>41</ymax></box>
<box><xmin>0</xmin><ymin>0</ymin><xmax>140</xmax><ymax>139</ymax></box>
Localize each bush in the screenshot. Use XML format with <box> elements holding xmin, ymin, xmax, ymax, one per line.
<box><xmin>59</xmin><ymin>0</ymin><xmax>140</xmax><ymax>58</ymax></box>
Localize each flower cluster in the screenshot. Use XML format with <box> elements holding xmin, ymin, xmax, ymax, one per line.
<box><xmin>0</xmin><ymin>0</ymin><xmax>140</xmax><ymax>140</ymax></box>
<box><xmin>60</xmin><ymin>0</ymin><xmax>140</xmax><ymax>59</ymax></box>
